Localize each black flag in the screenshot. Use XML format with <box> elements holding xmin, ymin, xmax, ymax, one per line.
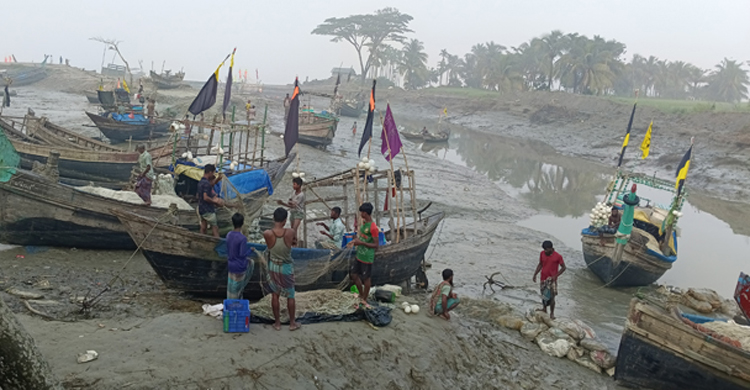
<box><xmin>188</xmin><ymin>52</ymin><xmax>231</xmax><ymax>117</ymax></box>
<box><xmin>333</xmin><ymin>73</ymin><xmax>340</xmax><ymax>97</ymax></box>
<box><xmin>358</xmin><ymin>80</ymin><xmax>376</xmax><ymax>157</ymax></box>
<box><xmin>221</xmin><ymin>48</ymin><xmax>236</xmax><ymax>121</ymax></box>
<box><xmin>284</xmin><ymin>79</ymin><xmax>300</xmax><ymax>156</ymax></box>
<box><xmin>617</xmin><ymin>102</ymin><xmax>637</xmax><ymax>168</ymax></box>
<box><xmin>3</xmin><ymin>85</ymin><xmax>9</xmax><ymax>107</ymax></box>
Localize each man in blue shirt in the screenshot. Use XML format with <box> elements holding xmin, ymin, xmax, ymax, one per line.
<box><xmin>197</xmin><ymin>164</ymin><xmax>224</xmax><ymax>237</ymax></box>
<box><xmin>226</xmin><ymin>213</ymin><xmax>254</xmax><ymax>299</ymax></box>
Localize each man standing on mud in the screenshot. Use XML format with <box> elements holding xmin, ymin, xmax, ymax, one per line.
<box><xmin>532</xmin><ymin>240</ymin><xmax>566</xmax><ymax>319</ymax></box>
<box><xmin>283</xmin><ymin>93</ymin><xmax>291</xmax><ymax>122</ymax></box>
<box><xmin>348</xmin><ymin>202</ymin><xmax>379</xmax><ymax>307</ymax></box>
<box><xmin>135</xmin><ymin>144</ymin><xmax>154</xmax><ymax>206</ymax></box>
<box><xmin>197</xmin><ymin>164</ymin><xmax>224</xmax><ymax>237</ymax></box>
<box><xmin>263</xmin><ymin>207</ymin><xmax>301</xmax><ymax>331</ymax></box>
<box><xmin>146</xmin><ymin>98</ymin><xmax>156</xmax><ymax>124</ymax></box>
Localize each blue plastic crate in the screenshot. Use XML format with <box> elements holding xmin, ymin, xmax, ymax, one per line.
<box><xmin>223</xmin><ymin>299</ymin><xmax>250</xmax><ymax>333</ymax></box>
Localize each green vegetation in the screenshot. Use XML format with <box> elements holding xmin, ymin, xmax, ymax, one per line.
<box><xmin>607</xmin><ymin>97</ymin><xmax>750</xmax><ymax>114</ymax></box>
<box><xmin>313</xmin><ymin>10</ymin><xmax>750</xmax><ymax>103</ymax></box>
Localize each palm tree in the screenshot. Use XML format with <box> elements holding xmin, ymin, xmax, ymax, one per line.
<box><xmin>537</xmin><ymin>30</ymin><xmax>565</xmax><ymax>90</ymax></box>
<box><xmin>398</xmin><ymin>39</ymin><xmax>429</xmax><ymax>89</ymax></box>
<box><xmin>706</xmin><ymin>58</ymin><xmax>749</xmax><ymax>103</ymax></box>
<box><xmin>446</xmin><ymin>54</ymin><xmax>463</xmax><ymax>86</ymax></box>
<box><xmin>438</xmin><ymin>49</ymin><xmax>450</xmax><ymax>85</ymax></box>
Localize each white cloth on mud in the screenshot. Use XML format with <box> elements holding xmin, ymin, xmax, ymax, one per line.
<box><xmin>202</xmin><ymin>303</ymin><xmax>224</xmax><ymax>320</ymax></box>
<box><xmin>75</xmin><ymin>186</ymin><xmax>193</xmax><ymax>210</ymax></box>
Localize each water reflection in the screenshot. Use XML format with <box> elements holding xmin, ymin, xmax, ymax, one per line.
<box><xmin>437</xmin><ymin>129</ymin><xmax>609</xmax><ymax>217</ymax></box>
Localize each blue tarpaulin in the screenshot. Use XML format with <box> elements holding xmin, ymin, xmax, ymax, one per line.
<box><xmin>215</xmin><ymin>169</ymin><xmax>273</xmax><ymax>199</ymax></box>
<box><xmin>111</xmin><ymin>113</ymin><xmax>148</xmax><ymax>124</ymax></box>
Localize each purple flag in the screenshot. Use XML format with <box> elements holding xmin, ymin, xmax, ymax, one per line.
<box><xmin>380</xmin><ymin>104</ymin><xmax>402</xmax><ymax>161</ymax></box>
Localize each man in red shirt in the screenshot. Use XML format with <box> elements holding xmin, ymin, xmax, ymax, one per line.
<box><xmin>532</xmin><ymin>240</ymin><xmax>566</xmax><ymax>319</ymax></box>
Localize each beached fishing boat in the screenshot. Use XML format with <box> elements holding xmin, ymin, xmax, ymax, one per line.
<box><xmin>84</xmin><ymin>91</ymin><xmax>100</xmax><ymax>104</ymax></box>
<box><xmin>5</xmin><ymin>67</ymin><xmax>48</xmax><ymax>87</ymax></box>
<box><xmin>0</xmin><ymin>153</ymin><xmax>293</xmax><ymax>249</ymax></box>
<box><xmin>615</xmin><ymin>298</ymin><xmax>750</xmax><ymax>390</ymax></box>
<box><xmin>298</xmin><ymin>111</ymin><xmax>338</xmax><ymax>147</ymax></box>
<box><xmin>150</xmin><ymin>70</ymin><xmax>185</xmax><ymax>89</ymax></box>
<box><xmin>113</xmin><ymin>209</ymin><xmax>443</xmax><ymax>299</ymax></box>
<box><xmin>86</xmin><ymin>111</ymin><xmax>171</xmax><ymax>142</ymax></box>
<box><xmin>581</xmin><ymin>173</ymin><xmax>681</xmax><ymax>287</ymax></box>
<box><xmin>338</xmin><ymin>100</ymin><xmax>364</xmax><ymax>117</ymax></box>
<box><xmin>0</xmin><ymin>115</ymin><xmax>173</xmax><ymax>185</ymax></box>
<box><xmin>736</xmin><ymin>272</ymin><xmax>750</xmax><ymax>322</ymax></box>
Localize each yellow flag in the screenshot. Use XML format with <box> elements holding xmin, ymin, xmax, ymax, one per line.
<box><xmin>443</xmin><ymin>107</ymin><xmax>448</xmax><ymax>116</ymax></box>
<box><xmin>122</xmin><ymin>79</ymin><xmax>130</xmax><ymax>94</ymax></box>
<box><xmin>640</xmin><ymin>121</ymin><xmax>653</xmax><ymax>159</ymax></box>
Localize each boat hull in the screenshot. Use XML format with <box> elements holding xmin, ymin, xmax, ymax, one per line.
<box><xmin>580</xmin><ymin>231</ymin><xmax>672</xmax><ymax>287</ymax></box>
<box><xmin>298</xmin><ymin>119</ymin><xmax>338</xmax><ymax>147</ymax></box>
<box><xmin>339</xmin><ymin>102</ymin><xmax>363</xmax><ymax>117</ymax></box>
<box><xmin>582</xmin><ymin>251</ymin><xmax>665</xmax><ymax>287</ymax></box>
<box><xmin>116</xmin><ymin>210</ymin><xmax>443</xmax><ymax>299</ymax></box>
<box><xmin>86</xmin><ymin>112</ymin><xmax>171</xmax><ymax>142</ymax></box>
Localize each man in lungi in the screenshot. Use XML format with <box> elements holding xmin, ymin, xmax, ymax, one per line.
<box><xmin>532</xmin><ymin>240</ymin><xmax>566</xmax><ymax>320</ymax></box>
<box><xmin>263</xmin><ymin>208</ymin><xmax>300</xmax><ymax>331</ymax></box>
<box><xmin>135</xmin><ymin>145</ymin><xmax>154</xmax><ymax>206</ymax></box>
<box><xmin>226</xmin><ymin>213</ymin><xmax>254</xmax><ymax>299</ymax></box>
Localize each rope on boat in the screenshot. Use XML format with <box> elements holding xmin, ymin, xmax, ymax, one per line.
<box><xmin>80</xmin><ymin>206</ymin><xmax>179</xmax><ymax>313</ymax></box>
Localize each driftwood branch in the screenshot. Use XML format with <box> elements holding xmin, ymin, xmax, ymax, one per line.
<box><xmin>90</xmin><ymin>37</ymin><xmax>133</xmax><ymax>86</ymax></box>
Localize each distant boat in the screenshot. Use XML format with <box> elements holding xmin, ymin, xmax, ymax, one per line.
<box><xmin>150</xmin><ymin>70</ymin><xmax>185</xmax><ymax>89</ymax></box>
<box><xmin>338</xmin><ymin>100</ymin><xmax>364</xmax><ymax>117</ymax></box>
<box><xmin>5</xmin><ymin>67</ymin><xmax>48</xmax><ymax>87</ymax></box>
<box><xmin>84</xmin><ymin>91</ymin><xmax>100</xmax><ymax>104</ymax></box>
<box><xmin>297</xmin><ymin>110</ymin><xmax>339</xmax><ymax>148</ymax></box>
<box><xmin>401</xmin><ymin>129</ymin><xmax>450</xmax><ymax>143</ymax></box>
<box><xmin>85</xmin><ymin>111</ymin><xmax>171</xmax><ymax>142</ymax></box>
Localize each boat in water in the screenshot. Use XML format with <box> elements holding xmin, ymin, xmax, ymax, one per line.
<box><xmin>338</xmin><ymin>100</ymin><xmax>364</xmax><ymax>117</ymax></box>
<box><xmin>615</xmin><ymin>298</ymin><xmax>750</xmax><ymax>390</ymax></box>
<box><xmin>150</xmin><ymin>70</ymin><xmax>185</xmax><ymax>89</ymax></box>
<box><xmin>401</xmin><ymin>129</ymin><xmax>450</xmax><ymax>143</ymax></box>
<box><xmin>581</xmin><ymin>173</ymin><xmax>681</xmax><ymax>287</ymax></box>
<box><xmin>86</xmin><ymin>111</ymin><xmax>171</xmax><ymax>142</ymax></box>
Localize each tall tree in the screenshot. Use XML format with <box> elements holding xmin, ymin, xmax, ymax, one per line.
<box><xmin>312</xmin><ymin>8</ymin><xmax>413</xmax><ymax>81</ymax></box>
<box><xmin>398</xmin><ymin>39</ymin><xmax>429</xmax><ymax>89</ymax></box>
<box><xmin>706</xmin><ymin>58</ymin><xmax>749</xmax><ymax>103</ymax></box>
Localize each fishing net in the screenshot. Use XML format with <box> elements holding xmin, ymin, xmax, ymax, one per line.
<box><xmin>249</xmin><ymin>289</ymin><xmax>359</xmax><ymax>324</ymax></box>
<box><xmin>0</xmin><ymin>126</ymin><xmax>20</xmax><ymax>182</ymax></box>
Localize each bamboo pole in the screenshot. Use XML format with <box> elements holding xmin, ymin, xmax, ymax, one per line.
<box><xmin>343</xmin><ymin>182</ymin><xmax>350</xmax><ymax>230</ymax></box>
<box><xmin>352</xmin><ymin>168</ymin><xmax>361</xmax><ymax>232</ymax></box>
<box><xmin>386</xmin><ymin>173</ymin><xmax>398</xmax><ymax>243</ymax></box>
<box><xmin>409</xmin><ymin>170</ymin><xmax>418</xmax><ymax>234</ymax></box>
<box><xmin>207</xmin><ymin>128</ymin><xmax>215</xmax><ymax>157</ymax></box>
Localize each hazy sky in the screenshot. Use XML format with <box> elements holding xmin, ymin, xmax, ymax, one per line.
<box><xmin>4</xmin><ymin>0</ymin><xmax>749</xmax><ymax>84</ymax></box>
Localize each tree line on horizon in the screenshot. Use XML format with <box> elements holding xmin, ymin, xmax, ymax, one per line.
<box><xmin>313</xmin><ymin>8</ymin><xmax>749</xmax><ymax>103</ymax></box>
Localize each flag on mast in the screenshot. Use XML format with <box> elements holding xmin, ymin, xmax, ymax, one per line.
<box><xmin>188</xmin><ymin>52</ymin><xmax>231</xmax><ymax>116</ymax></box>
<box><xmin>284</xmin><ymin>78</ymin><xmax>301</xmax><ymax>157</ymax></box>
<box><xmin>222</xmin><ymin>48</ymin><xmax>236</xmax><ymax>121</ymax></box>
<box><xmin>358</xmin><ymin>80</ymin><xmax>376</xmax><ymax>157</ymax></box>
<box><xmin>640</xmin><ymin>120</ymin><xmax>653</xmax><ymax>159</ymax></box>
<box><xmin>333</xmin><ymin>73</ymin><xmax>341</xmax><ymax>97</ymax></box>
<box><xmin>617</xmin><ymin>102</ymin><xmax>637</xmax><ymax>167</ymax></box>
<box><xmin>380</xmin><ymin>104</ymin><xmax>402</xmax><ymax>161</ymax></box>
<box><xmin>675</xmin><ymin>143</ymin><xmax>692</xmax><ymax>196</ymax></box>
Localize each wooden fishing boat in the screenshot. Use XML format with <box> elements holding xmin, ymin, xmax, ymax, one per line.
<box><xmin>0</xmin><ymin>153</ymin><xmax>294</xmax><ymax>250</ymax></box>
<box><xmin>84</xmin><ymin>91</ymin><xmax>100</xmax><ymax>104</ymax></box>
<box><xmin>736</xmin><ymin>272</ymin><xmax>750</xmax><ymax>322</ymax></box>
<box><xmin>113</xmin><ymin>209</ymin><xmax>443</xmax><ymax>299</ymax></box>
<box><xmin>338</xmin><ymin>100</ymin><xmax>364</xmax><ymax>117</ymax></box>
<box><xmin>150</xmin><ymin>70</ymin><xmax>185</xmax><ymax>89</ymax></box>
<box><xmin>6</xmin><ymin>67</ymin><xmax>48</xmax><ymax>87</ymax></box>
<box><xmin>615</xmin><ymin>298</ymin><xmax>750</xmax><ymax>390</ymax></box>
<box><xmin>298</xmin><ymin>111</ymin><xmax>338</xmax><ymax>147</ymax></box>
<box><xmin>401</xmin><ymin>130</ymin><xmax>449</xmax><ymax>143</ymax></box>
<box><xmin>581</xmin><ymin>173</ymin><xmax>681</xmax><ymax>287</ymax></box>
<box><xmin>0</xmin><ymin>115</ymin><xmax>172</xmax><ymax>185</ymax></box>
<box><xmin>86</xmin><ymin>111</ymin><xmax>171</xmax><ymax>142</ymax></box>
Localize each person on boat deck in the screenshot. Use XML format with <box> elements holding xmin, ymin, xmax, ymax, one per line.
<box><xmin>263</xmin><ymin>207</ymin><xmax>301</xmax><ymax>331</ymax></box>
<box><xmin>351</xmin><ymin>121</ymin><xmax>357</xmax><ymax>135</ymax></box>
<box><xmin>348</xmin><ymin>202</ymin><xmax>379</xmax><ymax>307</ymax></box>
<box><xmin>316</xmin><ymin>206</ymin><xmax>345</xmax><ymax>250</ymax></box>
<box><xmin>430</xmin><ymin>269</ymin><xmax>460</xmax><ymax>320</ymax></box>
<box><xmin>134</xmin><ymin>144</ymin><xmax>155</xmax><ymax>206</ymax></box>
<box><xmin>226</xmin><ymin>213</ymin><xmax>254</xmax><ymax>300</ymax></box>
<box><xmin>421</xmin><ymin>126</ymin><xmax>429</xmax><ymax>135</ymax></box>
<box><xmin>532</xmin><ymin>240</ymin><xmax>566</xmax><ymax>320</ymax></box>
<box><xmin>603</xmin><ymin>207</ymin><xmax>621</xmax><ymax>234</ymax></box>
<box><xmin>146</xmin><ymin>98</ymin><xmax>156</xmax><ymax>123</ymax></box>
<box><xmin>197</xmin><ymin>164</ymin><xmax>224</xmax><ymax>237</ymax></box>
<box><xmin>277</xmin><ymin>177</ymin><xmax>305</xmax><ymax>235</ymax></box>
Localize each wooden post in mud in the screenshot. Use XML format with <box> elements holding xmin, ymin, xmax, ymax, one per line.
<box><xmin>0</xmin><ymin>297</ymin><xmax>62</xmax><ymax>390</ymax></box>
<box><xmin>353</xmin><ymin>168</ymin><xmax>361</xmax><ymax>231</ymax></box>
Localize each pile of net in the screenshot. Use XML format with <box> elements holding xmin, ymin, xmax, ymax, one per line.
<box><xmin>656</xmin><ymin>285</ymin><xmax>740</xmax><ymax>316</ymax></box>
<box><xmin>701</xmin><ymin>320</ymin><xmax>750</xmax><ymax>352</ymax></box>
<box><xmin>249</xmin><ymin>289</ymin><xmax>391</xmax><ymax>326</ymax></box>
<box><xmin>75</xmin><ymin>185</ymin><xmax>193</xmax><ymax>210</ymax></box>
